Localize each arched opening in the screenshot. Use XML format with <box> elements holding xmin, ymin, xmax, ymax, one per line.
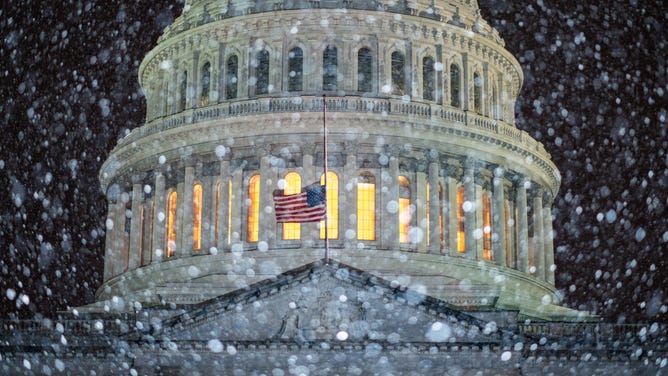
<box><xmin>288</xmin><ymin>47</ymin><xmax>303</xmax><ymax>92</ymax></box>
<box><xmin>167</xmin><ymin>191</ymin><xmax>177</xmax><ymax>257</ymax></box>
<box><xmin>399</xmin><ymin>176</ymin><xmax>411</xmax><ymax>244</ymax></box>
<box><xmin>423</xmin><ymin>56</ymin><xmax>435</xmax><ymax>101</ymax></box>
<box><xmin>283</xmin><ymin>172</ymin><xmax>302</xmax><ymax>240</ymax></box>
<box><xmin>357</xmin><ymin>173</ymin><xmax>376</xmax><ymax>240</ymax></box>
<box><xmin>200</xmin><ymin>62</ymin><xmax>211</xmax><ymax>106</ymax></box>
<box><xmin>247</xmin><ymin>174</ymin><xmax>260</xmax><ymax>242</ymax></box>
<box><xmin>323</xmin><ymin>46</ymin><xmax>337</xmax><ymax>91</ymax></box>
<box><xmin>226</xmin><ymin>55</ymin><xmax>238</xmax><ymax>99</ymax></box>
<box><xmin>255</xmin><ymin>50</ymin><xmax>270</xmax><ymax>95</ymax></box>
<box><xmin>178</xmin><ymin>70</ymin><xmax>187</xmax><ymax>111</ymax></box>
<box><xmin>450</xmin><ymin>64</ymin><xmax>460</xmax><ymax>108</ymax></box>
<box><xmin>391</xmin><ymin>51</ymin><xmax>405</xmax><ymax>95</ymax></box>
<box><xmin>193</xmin><ymin>183</ymin><xmax>203</xmax><ymax>250</ymax></box>
<box><xmin>357</xmin><ymin>48</ymin><xmax>373</xmax><ymax>93</ymax></box>
<box><xmin>456</xmin><ymin>186</ymin><xmax>465</xmax><ymax>253</ymax></box>
<box><xmin>482</xmin><ymin>192</ymin><xmax>492</xmax><ymax>260</ymax></box>
<box><xmin>474</xmin><ymin>72</ymin><xmax>483</xmax><ymax>113</ymax></box>
<box><xmin>320</xmin><ymin>171</ymin><xmax>339</xmax><ymax>239</ymax></box>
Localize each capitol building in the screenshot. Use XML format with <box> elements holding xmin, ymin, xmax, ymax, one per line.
<box><xmin>1</xmin><ymin>0</ymin><xmax>665</xmax><ymax>374</ymax></box>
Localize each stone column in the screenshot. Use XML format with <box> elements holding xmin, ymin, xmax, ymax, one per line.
<box><xmin>217</xmin><ymin>160</ymin><xmax>231</xmax><ymax>251</ymax></box>
<box><xmin>416</xmin><ymin>170</ymin><xmax>428</xmax><ymax>252</ymax></box>
<box><xmin>505</xmin><ymin>195</ymin><xmax>516</xmax><ymax>269</ymax></box>
<box><xmin>445</xmin><ymin>163</ymin><xmax>460</xmax><ymax>257</ymax></box>
<box><xmin>103</xmin><ymin>195</ymin><xmax>116</xmax><ymax>282</ymax></box>
<box><xmin>343</xmin><ymin>151</ymin><xmax>357</xmax><ymax>249</ymax></box>
<box><xmin>461</xmin><ymin>53</ymin><xmax>469</xmax><ymax>111</ymax></box>
<box><xmin>428</xmin><ymin>159</ymin><xmax>440</xmax><ymax>253</ymax></box>
<box><xmin>533</xmin><ymin>191</ymin><xmax>545</xmax><ymax>280</ymax></box>
<box><xmin>113</xmin><ymin>194</ymin><xmax>129</xmax><ymax>276</ymax></box>
<box><xmin>200</xmin><ymin>174</ymin><xmax>213</xmax><ymax>252</ymax></box>
<box><xmin>544</xmin><ymin>205</ymin><xmax>556</xmax><ymax>285</ymax></box>
<box><xmin>141</xmin><ymin>198</ymin><xmax>152</xmax><ymax>266</ymax></box>
<box><xmin>492</xmin><ymin>168</ymin><xmax>506</xmax><ymax>267</ymax></box>
<box><xmin>473</xmin><ymin>170</ymin><xmax>486</xmax><ymax>260</ymax></box>
<box><xmin>463</xmin><ymin>161</ymin><xmax>476</xmax><ymax>259</ymax></box>
<box><xmin>151</xmin><ymin>172</ymin><xmax>166</xmax><ymax>263</ymax></box>
<box><xmin>259</xmin><ymin>155</ymin><xmax>275</xmax><ymax>248</ymax></box>
<box><xmin>230</xmin><ymin>166</ymin><xmax>243</xmax><ymax>246</ymax></box>
<box><xmin>189</xmin><ymin>50</ymin><xmax>199</xmax><ymax>109</ymax></box>
<box><xmin>383</xmin><ymin>153</ymin><xmax>400</xmax><ymax>250</ymax></box>
<box><xmin>302</xmin><ymin>152</ymin><xmax>316</xmax><ymax>247</ymax></box>
<box><xmin>128</xmin><ymin>182</ymin><xmax>143</xmax><ymax>270</ymax></box>
<box><xmin>182</xmin><ymin>165</ymin><xmax>195</xmax><ymax>255</ymax></box>
<box><xmin>516</xmin><ymin>179</ymin><xmax>529</xmax><ymax>274</ymax></box>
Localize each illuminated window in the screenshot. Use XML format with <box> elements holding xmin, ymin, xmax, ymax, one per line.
<box><xmin>247</xmin><ymin>175</ymin><xmax>260</xmax><ymax>242</ymax></box>
<box><xmin>200</xmin><ymin>62</ymin><xmax>211</xmax><ymax>106</ymax></box>
<box><xmin>320</xmin><ymin>171</ymin><xmax>339</xmax><ymax>239</ymax></box>
<box><xmin>255</xmin><ymin>50</ymin><xmax>270</xmax><ymax>95</ymax></box>
<box><xmin>193</xmin><ymin>183</ymin><xmax>202</xmax><ymax>250</ymax></box>
<box><xmin>357</xmin><ymin>48</ymin><xmax>373</xmax><ymax>92</ymax></box>
<box><xmin>456</xmin><ymin>186</ymin><xmax>465</xmax><ymax>252</ymax></box>
<box><xmin>357</xmin><ymin>173</ymin><xmax>375</xmax><ymax>240</ymax></box>
<box><xmin>482</xmin><ymin>193</ymin><xmax>492</xmax><ymax>260</ymax></box>
<box><xmin>214</xmin><ymin>181</ymin><xmax>220</xmax><ymax>247</ymax></box>
<box><xmin>283</xmin><ymin>172</ymin><xmax>301</xmax><ymax>240</ymax></box>
<box><xmin>450</xmin><ymin>64</ymin><xmax>460</xmax><ymax>108</ymax></box>
<box><xmin>399</xmin><ymin>176</ymin><xmax>411</xmax><ymax>244</ymax></box>
<box><xmin>323</xmin><ymin>46</ymin><xmax>337</xmax><ymax>91</ymax></box>
<box><xmin>423</xmin><ymin>56</ymin><xmax>435</xmax><ymax>101</ymax></box>
<box><xmin>391</xmin><ymin>51</ymin><xmax>405</xmax><ymax>95</ymax></box>
<box><xmin>288</xmin><ymin>47</ymin><xmax>303</xmax><ymax>92</ymax></box>
<box><xmin>167</xmin><ymin>191</ymin><xmax>177</xmax><ymax>257</ymax></box>
<box><xmin>178</xmin><ymin>70</ymin><xmax>187</xmax><ymax>111</ymax></box>
<box><xmin>226</xmin><ymin>55</ymin><xmax>238</xmax><ymax>99</ymax></box>
<box><xmin>474</xmin><ymin>72</ymin><xmax>482</xmax><ymax>113</ymax></box>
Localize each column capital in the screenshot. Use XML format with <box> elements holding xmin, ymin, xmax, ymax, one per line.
<box><xmin>301</xmin><ymin>143</ymin><xmax>317</xmax><ymax>157</ymax></box>
<box><xmin>444</xmin><ymin>158</ymin><xmax>462</xmax><ymax>178</ymax></box>
<box><xmin>424</xmin><ymin>149</ymin><xmax>439</xmax><ymax>163</ymax></box>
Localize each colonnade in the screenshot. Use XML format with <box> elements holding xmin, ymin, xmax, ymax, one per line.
<box><xmin>103</xmin><ymin>148</ymin><xmax>556</xmax><ymax>286</ymax></box>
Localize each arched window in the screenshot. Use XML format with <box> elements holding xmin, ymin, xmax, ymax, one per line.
<box><xmin>323</xmin><ymin>46</ymin><xmax>337</xmax><ymax>91</ymax></box>
<box><xmin>474</xmin><ymin>72</ymin><xmax>482</xmax><ymax>113</ymax></box>
<box><xmin>193</xmin><ymin>183</ymin><xmax>203</xmax><ymax>250</ymax></box>
<box><xmin>167</xmin><ymin>191</ymin><xmax>178</xmax><ymax>257</ymax></box>
<box><xmin>178</xmin><ymin>70</ymin><xmax>187</xmax><ymax>111</ymax></box>
<box><xmin>226</xmin><ymin>55</ymin><xmax>238</xmax><ymax>99</ymax></box>
<box><xmin>482</xmin><ymin>193</ymin><xmax>492</xmax><ymax>260</ymax></box>
<box><xmin>399</xmin><ymin>176</ymin><xmax>411</xmax><ymax>244</ymax></box>
<box><xmin>423</xmin><ymin>56</ymin><xmax>435</xmax><ymax>101</ymax></box>
<box><xmin>283</xmin><ymin>172</ymin><xmax>302</xmax><ymax>240</ymax></box>
<box><xmin>357</xmin><ymin>48</ymin><xmax>373</xmax><ymax>93</ymax></box>
<box><xmin>456</xmin><ymin>186</ymin><xmax>465</xmax><ymax>253</ymax></box>
<box><xmin>255</xmin><ymin>50</ymin><xmax>270</xmax><ymax>95</ymax></box>
<box><xmin>391</xmin><ymin>51</ymin><xmax>405</xmax><ymax>95</ymax></box>
<box><xmin>450</xmin><ymin>64</ymin><xmax>460</xmax><ymax>108</ymax></box>
<box><xmin>200</xmin><ymin>62</ymin><xmax>211</xmax><ymax>106</ymax></box>
<box><xmin>288</xmin><ymin>47</ymin><xmax>303</xmax><ymax>92</ymax></box>
<box><xmin>247</xmin><ymin>175</ymin><xmax>260</xmax><ymax>242</ymax></box>
<box><xmin>357</xmin><ymin>173</ymin><xmax>376</xmax><ymax>240</ymax></box>
<box><xmin>320</xmin><ymin>171</ymin><xmax>339</xmax><ymax>239</ymax></box>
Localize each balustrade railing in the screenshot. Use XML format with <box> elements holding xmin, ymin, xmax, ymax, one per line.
<box><xmin>117</xmin><ymin>96</ymin><xmax>550</xmax><ymax>163</ymax></box>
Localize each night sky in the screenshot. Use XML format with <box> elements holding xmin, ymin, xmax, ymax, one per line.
<box><xmin>1</xmin><ymin>1</ymin><xmax>666</xmax><ymax>323</ymax></box>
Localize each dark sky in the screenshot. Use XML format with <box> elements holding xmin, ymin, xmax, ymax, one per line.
<box><xmin>1</xmin><ymin>1</ymin><xmax>666</xmax><ymax>323</ymax></box>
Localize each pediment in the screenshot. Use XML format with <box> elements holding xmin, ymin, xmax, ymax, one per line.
<box><xmin>160</xmin><ymin>261</ymin><xmax>502</xmax><ymax>345</ymax></box>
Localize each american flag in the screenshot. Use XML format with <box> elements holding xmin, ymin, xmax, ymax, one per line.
<box><xmin>273</xmin><ymin>183</ymin><xmax>326</xmax><ymax>223</ymax></box>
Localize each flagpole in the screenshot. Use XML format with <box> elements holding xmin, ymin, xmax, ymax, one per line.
<box><xmin>323</xmin><ymin>95</ymin><xmax>330</xmax><ymax>264</ymax></box>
